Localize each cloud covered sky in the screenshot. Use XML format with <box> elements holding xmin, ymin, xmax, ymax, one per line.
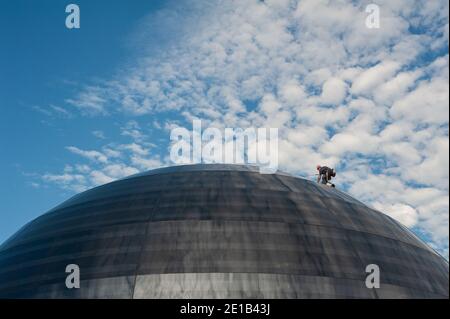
<box><xmin>1</xmin><ymin>0</ymin><xmax>449</xmax><ymax>258</ymax></box>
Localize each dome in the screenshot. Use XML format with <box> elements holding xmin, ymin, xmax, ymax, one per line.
<box><xmin>0</xmin><ymin>164</ymin><xmax>448</xmax><ymax>298</ymax></box>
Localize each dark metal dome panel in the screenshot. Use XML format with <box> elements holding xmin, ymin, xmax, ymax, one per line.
<box><xmin>0</xmin><ymin>164</ymin><xmax>448</xmax><ymax>298</ymax></box>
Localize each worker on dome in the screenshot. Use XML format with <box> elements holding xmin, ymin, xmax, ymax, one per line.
<box><xmin>316</xmin><ymin>165</ymin><xmax>336</xmax><ymax>188</ymax></box>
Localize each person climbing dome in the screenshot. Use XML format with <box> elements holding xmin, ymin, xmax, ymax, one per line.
<box><xmin>316</xmin><ymin>165</ymin><xmax>336</xmax><ymax>188</ymax></box>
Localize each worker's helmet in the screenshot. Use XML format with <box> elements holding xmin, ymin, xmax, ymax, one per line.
<box><xmin>316</xmin><ymin>165</ymin><xmax>321</xmax><ymax>170</ymax></box>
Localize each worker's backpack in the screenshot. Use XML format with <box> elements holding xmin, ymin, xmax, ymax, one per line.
<box><xmin>328</xmin><ymin>168</ymin><xmax>336</xmax><ymax>179</ymax></box>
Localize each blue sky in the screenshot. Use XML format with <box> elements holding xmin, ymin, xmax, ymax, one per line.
<box><xmin>0</xmin><ymin>0</ymin><xmax>167</xmax><ymax>242</ymax></box>
<box><xmin>0</xmin><ymin>0</ymin><xmax>449</xmax><ymax>258</ymax></box>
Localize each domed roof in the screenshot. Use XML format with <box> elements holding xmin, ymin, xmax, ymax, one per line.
<box><xmin>0</xmin><ymin>164</ymin><xmax>448</xmax><ymax>298</ymax></box>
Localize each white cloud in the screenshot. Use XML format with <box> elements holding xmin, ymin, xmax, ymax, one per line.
<box><xmin>350</xmin><ymin>61</ymin><xmax>401</xmax><ymax>96</ymax></box>
<box><xmin>66</xmin><ymin>146</ymin><xmax>108</xmax><ymax>163</ymax></box>
<box><xmin>131</xmin><ymin>156</ymin><xmax>163</xmax><ymax>170</ymax></box>
<box><xmin>43</xmin><ymin>135</ymin><xmax>164</xmax><ymax>194</ymax></box>
<box><xmin>373</xmin><ymin>202</ymin><xmax>419</xmax><ymax>228</ymax></box>
<box><xmin>390</xmin><ymin>77</ymin><xmax>449</xmax><ymax>125</ymax></box>
<box><xmin>120</xmin><ymin>143</ymin><xmax>150</xmax><ymax>156</ymax></box>
<box><xmin>403</xmin><ymin>137</ymin><xmax>449</xmax><ymax>188</ymax></box>
<box><xmin>42</xmin><ymin>173</ymin><xmax>87</xmax><ymax>193</ymax></box>
<box><xmin>90</xmin><ymin>171</ymin><xmax>115</xmax><ymax>186</ymax></box>
<box><xmin>33</xmin><ymin>105</ymin><xmax>73</xmax><ymax>118</ymax></box>
<box><xmin>374</xmin><ymin>70</ymin><xmax>422</xmax><ymax>105</ymax></box>
<box><xmin>92</xmin><ymin>130</ymin><xmax>106</xmax><ymax>139</ymax></box>
<box><xmin>66</xmin><ymin>86</ymin><xmax>108</xmax><ymax>115</ymax></box>
<box><xmin>103</xmin><ymin>148</ymin><xmax>122</xmax><ymax>158</ymax></box>
<box><xmin>49</xmin><ymin>105</ymin><xmax>73</xmax><ymax>118</ymax></box>
<box><xmin>102</xmin><ymin>164</ymin><xmax>140</xmax><ymax>179</ymax></box>
<box><xmin>121</xmin><ymin>121</ymin><xmax>144</xmax><ymax>141</ymax></box>
<box><xmin>42</xmin><ymin>173</ymin><xmax>85</xmax><ymax>184</ymax></box>
<box><xmin>279</xmin><ymin>80</ymin><xmax>306</xmax><ymax>106</ymax></box>
<box><xmin>287</xmin><ymin>125</ymin><xmax>328</xmax><ymax>147</ymax></box>
<box><xmin>322</xmin><ymin>132</ymin><xmax>379</xmax><ymax>156</ymax></box>
<box><xmin>321</xmin><ymin>77</ymin><xmax>348</xmax><ymax>105</ymax></box>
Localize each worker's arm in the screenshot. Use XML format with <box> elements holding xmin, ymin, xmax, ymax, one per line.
<box><xmin>317</xmin><ymin>174</ymin><xmax>321</xmax><ymax>183</ymax></box>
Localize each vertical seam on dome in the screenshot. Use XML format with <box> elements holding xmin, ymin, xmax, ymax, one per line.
<box><xmin>131</xmin><ymin>190</ymin><xmax>163</xmax><ymax>299</ymax></box>
<box><xmin>315</xmin><ymin>195</ymin><xmax>380</xmax><ymax>299</ymax></box>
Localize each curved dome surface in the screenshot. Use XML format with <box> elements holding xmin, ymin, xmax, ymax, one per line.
<box><xmin>0</xmin><ymin>164</ymin><xmax>448</xmax><ymax>298</ymax></box>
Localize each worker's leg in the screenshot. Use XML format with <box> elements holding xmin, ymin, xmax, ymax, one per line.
<box><xmin>321</xmin><ymin>174</ymin><xmax>327</xmax><ymax>184</ymax></box>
